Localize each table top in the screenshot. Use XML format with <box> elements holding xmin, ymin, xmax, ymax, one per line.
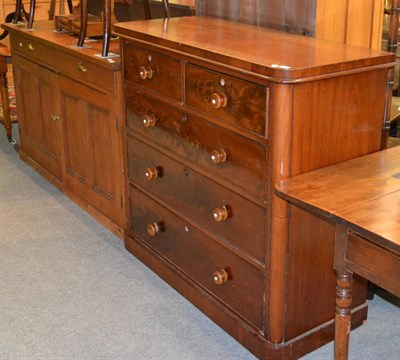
<box><xmin>276</xmin><ymin>147</ymin><xmax>400</xmax><ymax>252</ymax></box>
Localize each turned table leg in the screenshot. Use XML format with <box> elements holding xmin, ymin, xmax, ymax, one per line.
<box><xmin>335</xmin><ymin>271</ymin><xmax>353</xmax><ymax>360</ymax></box>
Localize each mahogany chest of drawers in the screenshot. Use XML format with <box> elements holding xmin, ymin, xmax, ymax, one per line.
<box><xmin>114</xmin><ymin>16</ymin><xmax>394</xmax><ymax>359</ymax></box>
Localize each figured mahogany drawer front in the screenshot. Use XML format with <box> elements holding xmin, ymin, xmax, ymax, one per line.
<box><xmin>127</xmin><ymin>135</ymin><xmax>266</xmax><ymax>263</ymax></box>
<box><xmin>10</xmin><ymin>34</ymin><xmax>57</xmax><ymax>68</ymax></box>
<box><xmin>185</xmin><ymin>63</ymin><xmax>267</xmax><ymax>136</ymax></box>
<box><xmin>130</xmin><ymin>186</ymin><xmax>264</xmax><ymax>329</ymax></box>
<box><xmin>126</xmin><ymin>89</ymin><xmax>267</xmax><ymax>198</ymax></box>
<box><xmin>123</xmin><ymin>42</ymin><xmax>181</xmax><ymax>101</ymax></box>
<box><xmin>58</xmin><ymin>52</ymin><xmax>115</xmax><ymax>92</ymax></box>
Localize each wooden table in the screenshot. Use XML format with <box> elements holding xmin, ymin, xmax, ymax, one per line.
<box><xmin>275</xmin><ymin>147</ymin><xmax>400</xmax><ymax>360</ymax></box>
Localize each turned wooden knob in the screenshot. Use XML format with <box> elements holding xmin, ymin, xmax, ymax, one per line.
<box><xmin>139</xmin><ymin>65</ymin><xmax>154</xmax><ymax>80</ymax></box>
<box><xmin>213</xmin><ymin>269</ymin><xmax>228</xmax><ymax>286</ymax></box>
<box><xmin>145</xmin><ymin>167</ymin><xmax>159</xmax><ymax>181</ymax></box>
<box><xmin>143</xmin><ymin>114</ymin><xmax>157</xmax><ymax>128</ymax></box>
<box><xmin>210</xmin><ymin>148</ymin><xmax>227</xmax><ymax>165</ymax></box>
<box><xmin>212</xmin><ymin>206</ymin><xmax>229</xmax><ymax>222</ymax></box>
<box><xmin>211</xmin><ymin>93</ymin><xmax>228</xmax><ymax>109</ymax></box>
<box><xmin>147</xmin><ymin>222</ymin><xmax>159</xmax><ymax>237</ymax></box>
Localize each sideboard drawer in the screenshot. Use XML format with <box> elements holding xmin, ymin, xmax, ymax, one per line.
<box><xmin>126</xmin><ymin>89</ymin><xmax>267</xmax><ymax>198</ymax></box>
<box><xmin>123</xmin><ymin>42</ymin><xmax>181</xmax><ymax>101</ymax></box>
<box><xmin>59</xmin><ymin>52</ymin><xmax>115</xmax><ymax>92</ymax></box>
<box><xmin>127</xmin><ymin>135</ymin><xmax>266</xmax><ymax>263</ymax></box>
<box><xmin>10</xmin><ymin>32</ymin><xmax>57</xmax><ymax>67</ymax></box>
<box><xmin>185</xmin><ymin>63</ymin><xmax>268</xmax><ymax>137</ymax></box>
<box><xmin>130</xmin><ymin>186</ymin><xmax>265</xmax><ymax>329</ymax></box>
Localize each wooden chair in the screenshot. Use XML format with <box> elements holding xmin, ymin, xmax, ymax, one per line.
<box><xmin>0</xmin><ymin>41</ymin><xmax>14</xmax><ymax>143</ymax></box>
<box><xmin>78</xmin><ymin>0</ymin><xmax>170</xmax><ymax>57</ymax></box>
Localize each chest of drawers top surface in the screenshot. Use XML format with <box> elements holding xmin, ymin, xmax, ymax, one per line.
<box><xmin>113</xmin><ymin>16</ymin><xmax>394</xmax><ymax>81</ymax></box>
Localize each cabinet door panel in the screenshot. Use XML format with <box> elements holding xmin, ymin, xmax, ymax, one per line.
<box><xmin>62</xmin><ymin>93</ymin><xmax>92</xmax><ymax>183</ymax></box>
<box><xmin>12</xmin><ymin>55</ymin><xmax>62</xmax><ymax>180</ymax></box>
<box><xmin>91</xmin><ymin>106</ymin><xmax>115</xmax><ymax>197</ymax></box>
<box><xmin>59</xmin><ymin>76</ymin><xmax>123</xmax><ymax>226</ymax></box>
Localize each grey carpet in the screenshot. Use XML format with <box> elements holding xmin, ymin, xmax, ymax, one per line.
<box><xmin>0</xmin><ymin>126</ymin><xmax>399</xmax><ymax>360</ymax></box>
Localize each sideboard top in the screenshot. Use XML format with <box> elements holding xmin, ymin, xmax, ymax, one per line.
<box><xmin>113</xmin><ymin>16</ymin><xmax>394</xmax><ymax>82</ymax></box>
<box><xmin>3</xmin><ymin>21</ymin><xmax>121</xmax><ymax>71</ymax></box>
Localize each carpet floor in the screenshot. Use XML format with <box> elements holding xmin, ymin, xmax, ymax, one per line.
<box><xmin>0</xmin><ymin>127</ymin><xmax>399</xmax><ymax>360</ymax></box>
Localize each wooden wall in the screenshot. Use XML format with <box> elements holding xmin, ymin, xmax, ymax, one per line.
<box><xmin>316</xmin><ymin>0</ymin><xmax>384</xmax><ymax>50</ymax></box>
<box><xmin>195</xmin><ymin>0</ymin><xmax>317</xmax><ymax>36</ymax></box>
<box><xmin>196</xmin><ymin>0</ymin><xmax>385</xmax><ymax>50</ymax></box>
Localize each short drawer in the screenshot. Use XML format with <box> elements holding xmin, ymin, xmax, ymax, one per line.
<box><xmin>58</xmin><ymin>52</ymin><xmax>116</xmax><ymax>91</ymax></box>
<box><xmin>127</xmin><ymin>135</ymin><xmax>266</xmax><ymax>263</ymax></box>
<box><xmin>185</xmin><ymin>63</ymin><xmax>268</xmax><ymax>137</ymax></box>
<box><xmin>126</xmin><ymin>89</ymin><xmax>267</xmax><ymax>198</ymax></box>
<box><xmin>10</xmin><ymin>33</ymin><xmax>57</xmax><ymax>68</ymax></box>
<box><xmin>123</xmin><ymin>42</ymin><xmax>181</xmax><ymax>101</ymax></box>
<box><xmin>130</xmin><ymin>186</ymin><xmax>265</xmax><ymax>329</ymax></box>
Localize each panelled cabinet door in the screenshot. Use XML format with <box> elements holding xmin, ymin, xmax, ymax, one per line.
<box><xmin>12</xmin><ymin>54</ymin><xmax>63</xmax><ymax>180</ymax></box>
<box><xmin>58</xmin><ymin>75</ymin><xmax>124</xmax><ymax>227</ymax></box>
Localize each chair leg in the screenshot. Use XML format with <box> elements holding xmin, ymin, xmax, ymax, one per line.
<box><xmin>161</xmin><ymin>0</ymin><xmax>171</xmax><ymax>18</ymax></box>
<box><xmin>0</xmin><ymin>69</ymin><xmax>14</xmax><ymax>143</ymax></box>
<box><xmin>142</xmin><ymin>0</ymin><xmax>152</xmax><ymax>20</ymax></box>
<box><xmin>28</xmin><ymin>0</ymin><xmax>36</xmax><ymax>29</ymax></box>
<box><xmin>102</xmin><ymin>0</ymin><xmax>112</xmax><ymax>57</ymax></box>
<box><xmin>77</xmin><ymin>0</ymin><xmax>88</xmax><ymax>47</ymax></box>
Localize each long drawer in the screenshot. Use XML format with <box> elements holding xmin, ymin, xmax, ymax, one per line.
<box><xmin>122</xmin><ymin>42</ymin><xmax>182</xmax><ymax>101</ymax></box>
<box><xmin>130</xmin><ymin>186</ymin><xmax>265</xmax><ymax>329</ymax></box>
<box><xmin>185</xmin><ymin>63</ymin><xmax>268</xmax><ymax>137</ymax></box>
<box><xmin>126</xmin><ymin>89</ymin><xmax>267</xmax><ymax>198</ymax></box>
<box><xmin>127</xmin><ymin>135</ymin><xmax>266</xmax><ymax>263</ymax></box>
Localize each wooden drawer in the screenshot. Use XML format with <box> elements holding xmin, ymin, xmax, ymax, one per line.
<box><xmin>122</xmin><ymin>42</ymin><xmax>181</xmax><ymax>101</ymax></box>
<box><xmin>126</xmin><ymin>89</ymin><xmax>267</xmax><ymax>198</ymax></box>
<box><xmin>127</xmin><ymin>135</ymin><xmax>266</xmax><ymax>263</ymax></box>
<box><xmin>10</xmin><ymin>32</ymin><xmax>115</xmax><ymax>91</ymax></box>
<box><xmin>58</xmin><ymin>52</ymin><xmax>116</xmax><ymax>92</ymax></box>
<box><xmin>130</xmin><ymin>186</ymin><xmax>265</xmax><ymax>329</ymax></box>
<box><xmin>185</xmin><ymin>63</ymin><xmax>268</xmax><ymax>137</ymax></box>
<box><xmin>10</xmin><ymin>32</ymin><xmax>57</xmax><ymax>68</ymax></box>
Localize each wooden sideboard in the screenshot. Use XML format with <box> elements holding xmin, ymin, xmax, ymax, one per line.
<box><xmin>3</xmin><ymin>21</ymin><xmax>126</xmax><ymax>238</ymax></box>
<box><xmin>114</xmin><ymin>16</ymin><xmax>395</xmax><ymax>359</ymax></box>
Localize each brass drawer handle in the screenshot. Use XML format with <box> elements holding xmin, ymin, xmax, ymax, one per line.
<box><xmin>139</xmin><ymin>65</ymin><xmax>154</xmax><ymax>80</ymax></box>
<box><xmin>77</xmin><ymin>62</ymin><xmax>88</xmax><ymax>72</ymax></box>
<box><xmin>143</xmin><ymin>114</ymin><xmax>157</xmax><ymax>128</ymax></box>
<box><xmin>213</xmin><ymin>269</ymin><xmax>229</xmax><ymax>286</ymax></box>
<box><xmin>211</xmin><ymin>93</ymin><xmax>228</xmax><ymax>109</ymax></box>
<box><xmin>212</xmin><ymin>205</ymin><xmax>231</xmax><ymax>222</ymax></box>
<box><xmin>28</xmin><ymin>43</ymin><xmax>34</xmax><ymax>51</ymax></box>
<box><xmin>210</xmin><ymin>148</ymin><xmax>227</xmax><ymax>165</ymax></box>
<box><xmin>51</xmin><ymin>114</ymin><xmax>60</xmax><ymax>122</ymax></box>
